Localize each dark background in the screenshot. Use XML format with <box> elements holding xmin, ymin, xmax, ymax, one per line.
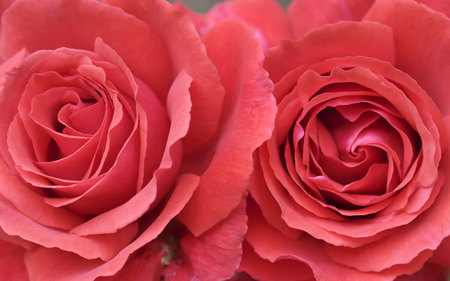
<box><xmin>169</xmin><ymin>0</ymin><xmax>291</xmax><ymax>12</ymax></box>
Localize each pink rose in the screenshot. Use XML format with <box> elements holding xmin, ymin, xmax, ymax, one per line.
<box><xmin>213</xmin><ymin>0</ymin><xmax>450</xmax><ymax>280</ymax></box>
<box><xmin>0</xmin><ymin>0</ymin><xmax>276</xmax><ymax>280</ymax></box>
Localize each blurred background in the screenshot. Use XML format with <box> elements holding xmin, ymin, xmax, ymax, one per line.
<box><xmin>169</xmin><ymin>0</ymin><xmax>291</xmax><ymax>12</ymax></box>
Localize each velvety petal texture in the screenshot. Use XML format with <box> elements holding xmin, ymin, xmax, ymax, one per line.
<box><xmin>0</xmin><ymin>0</ymin><xmax>276</xmax><ymax>280</ymax></box>
<box><xmin>242</xmin><ymin>0</ymin><xmax>450</xmax><ymax>280</ymax></box>
<box><xmin>0</xmin><ymin>240</ymin><xmax>29</xmax><ymax>281</ymax></box>
<box><xmin>288</xmin><ymin>0</ymin><xmax>375</xmax><ymax>39</ymax></box>
<box><xmin>175</xmin><ymin>0</ymin><xmax>292</xmax><ymax>49</ymax></box>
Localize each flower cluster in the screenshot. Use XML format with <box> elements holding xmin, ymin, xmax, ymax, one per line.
<box><xmin>0</xmin><ymin>0</ymin><xmax>449</xmax><ymax>280</ymax></box>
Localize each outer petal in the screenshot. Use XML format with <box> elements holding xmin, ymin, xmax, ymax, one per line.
<box><xmin>0</xmin><ymin>239</ymin><xmax>29</xmax><ymax>281</ymax></box>
<box><xmin>224</xmin><ymin>0</ymin><xmax>292</xmax><ymax>46</ymax></box>
<box><xmin>239</xmin><ymin>241</ymin><xmax>314</xmax><ymax>281</ymax></box>
<box><xmin>0</xmin><ymin>192</ymin><xmax>138</xmax><ymax>262</ymax></box>
<box><xmin>394</xmin><ymin>262</ymin><xmax>449</xmax><ymax>281</ymax></box>
<box><xmin>1</xmin><ymin>0</ymin><xmax>172</xmax><ymax>98</ymax></box>
<box><xmin>0</xmin><ymin>0</ymin><xmax>15</xmax><ymax>39</ymax></box>
<box><xmin>416</xmin><ymin>0</ymin><xmax>450</xmax><ymax>18</ymax></box>
<box><xmin>0</xmin><ymin>48</ymin><xmax>27</xmax><ymax>86</ymax></box>
<box><xmin>264</xmin><ymin>21</ymin><xmax>396</xmax><ymax>83</ymax></box>
<box><xmin>245</xmin><ymin>204</ymin><xmax>432</xmax><ymax>281</ymax></box>
<box><xmin>430</xmin><ymin>236</ymin><xmax>450</xmax><ymax>268</ymax></box>
<box><xmin>176</xmin><ymin>0</ymin><xmax>292</xmax><ymax>48</ymax></box>
<box><xmin>0</xmin><ymin>0</ymin><xmax>14</xmax><ymax>19</ymax></box>
<box><xmin>364</xmin><ymin>0</ymin><xmax>450</xmax><ymax>115</ymax></box>
<box><xmin>24</xmin><ymin>174</ymin><xmax>199</xmax><ymax>281</ymax></box>
<box><xmin>180</xmin><ymin>199</ymin><xmax>247</xmax><ymax>281</ymax></box>
<box><xmin>103</xmin><ymin>242</ymin><xmax>166</xmax><ymax>281</ymax></box>
<box><xmin>177</xmin><ymin>20</ymin><xmax>276</xmax><ymax>235</ymax></box>
<box><xmin>102</xmin><ymin>0</ymin><xmax>226</xmax><ymax>153</ymax></box>
<box><xmin>0</xmin><ymin>155</ymin><xmax>84</xmax><ymax>231</ymax></box>
<box><xmin>288</xmin><ymin>0</ymin><xmax>375</xmax><ymax>39</ymax></box>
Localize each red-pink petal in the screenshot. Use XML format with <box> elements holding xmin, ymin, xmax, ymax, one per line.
<box><xmin>176</xmin><ymin>0</ymin><xmax>292</xmax><ymax>49</ymax></box>
<box><xmin>416</xmin><ymin>0</ymin><xmax>450</xmax><ymax>18</ymax></box>
<box><xmin>245</xmin><ymin>204</ymin><xmax>432</xmax><ymax>281</ymax></box>
<box><xmin>70</xmin><ymin>71</ymin><xmax>192</xmax><ymax>236</ymax></box>
<box><xmin>0</xmin><ymin>193</ymin><xmax>139</xmax><ymax>261</ymax></box>
<box><xmin>364</xmin><ymin>0</ymin><xmax>450</xmax><ymax>115</ymax></box>
<box><xmin>0</xmin><ymin>156</ymin><xmax>84</xmax><ymax>231</ymax></box>
<box><xmin>0</xmin><ymin>239</ymin><xmax>28</xmax><ymax>281</ymax></box>
<box><xmin>103</xmin><ymin>0</ymin><xmax>226</xmax><ymax>154</ymax></box>
<box><xmin>180</xmin><ymin>200</ymin><xmax>247</xmax><ymax>280</ymax></box>
<box><xmin>1</xmin><ymin>0</ymin><xmax>172</xmax><ymax>97</ymax></box>
<box><xmin>430</xmin><ymin>236</ymin><xmax>450</xmax><ymax>268</ymax></box>
<box><xmin>0</xmin><ymin>48</ymin><xmax>27</xmax><ymax>86</ymax></box>
<box><xmin>24</xmin><ymin>174</ymin><xmax>199</xmax><ymax>281</ymax></box>
<box><xmin>239</xmin><ymin>241</ymin><xmax>314</xmax><ymax>281</ymax></box>
<box><xmin>265</xmin><ymin>21</ymin><xmax>396</xmax><ymax>83</ymax></box>
<box><xmin>394</xmin><ymin>262</ymin><xmax>449</xmax><ymax>281</ymax></box>
<box><xmin>177</xmin><ymin>20</ymin><xmax>276</xmax><ymax>236</ymax></box>
<box><xmin>288</xmin><ymin>0</ymin><xmax>375</xmax><ymax>39</ymax></box>
<box><xmin>225</xmin><ymin>0</ymin><xmax>292</xmax><ymax>47</ymax></box>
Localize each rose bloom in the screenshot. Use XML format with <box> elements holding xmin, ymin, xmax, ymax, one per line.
<box><xmin>0</xmin><ymin>0</ymin><xmax>277</xmax><ymax>280</ymax></box>
<box><xmin>181</xmin><ymin>0</ymin><xmax>450</xmax><ymax>280</ymax></box>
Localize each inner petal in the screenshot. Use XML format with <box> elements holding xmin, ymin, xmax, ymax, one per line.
<box><xmin>58</xmin><ymin>96</ymin><xmax>104</xmax><ymax>136</ymax></box>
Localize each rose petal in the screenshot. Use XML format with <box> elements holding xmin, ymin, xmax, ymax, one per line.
<box><xmin>245</xmin><ymin>203</ymin><xmax>433</xmax><ymax>281</ymax></box>
<box><xmin>0</xmin><ymin>239</ymin><xmax>28</xmax><ymax>281</ymax></box>
<box><xmin>0</xmin><ymin>48</ymin><xmax>27</xmax><ymax>86</ymax></box>
<box><xmin>288</xmin><ymin>0</ymin><xmax>375</xmax><ymax>39</ymax></box>
<box><xmin>0</xmin><ymin>193</ymin><xmax>139</xmax><ymax>261</ymax></box>
<box><xmin>394</xmin><ymin>262</ymin><xmax>449</xmax><ymax>281</ymax></box>
<box><xmin>239</xmin><ymin>241</ymin><xmax>314</xmax><ymax>281</ymax></box>
<box><xmin>325</xmin><ymin>167</ymin><xmax>448</xmax><ymax>272</ymax></box>
<box><xmin>103</xmin><ymin>0</ymin><xmax>226</xmax><ymax>154</ymax></box>
<box><xmin>0</xmin><ymin>156</ymin><xmax>83</xmax><ymax>231</ymax></box>
<box><xmin>180</xmin><ymin>199</ymin><xmax>247</xmax><ymax>281</ymax></box>
<box><xmin>364</xmin><ymin>0</ymin><xmax>450</xmax><ymax>115</ymax></box>
<box><xmin>430</xmin><ymin>236</ymin><xmax>450</xmax><ymax>268</ymax></box>
<box><xmin>176</xmin><ymin>0</ymin><xmax>292</xmax><ymax>49</ymax></box>
<box><xmin>1</xmin><ymin>0</ymin><xmax>172</xmax><ymax>97</ymax></box>
<box><xmin>70</xmin><ymin>71</ymin><xmax>192</xmax><ymax>236</ymax></box>
<box><xmin>24</xmin><ymin>174</ymin><xmax>199</xmax><ymax>281</ymax></box>
<box><xmin>249</xmin><ymin>160</ymin><xmax>302</xmax><ymax>239</ymax></box>
<box><xmin>265</xmin><ymin>21</ymin><xmax>396</xmax><ymax>83</ymax></box>
<box><xmin>177</xmin><ymin>20</ymin><xmax>276</xmax><ymax>236</ymax></box>
<box><xmin>416</xmin><ymin>0</ymin><xmax>450</xmax><ymax>18</ymax></box>
<box><xmin>222</xmin><ymin>0</ymin><xmax>292</xmax><ymax>47</ymax></box>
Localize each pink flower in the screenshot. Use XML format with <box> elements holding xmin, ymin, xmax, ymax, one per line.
<box><xmin>0</xmin><ymin>0</ymin><xmax>276</xmax><ymax>280</ymax></box>
<box><xmin>199</xmin><ymin>0</ymin><xmax>450</xmax><ymax>280</ymax></box>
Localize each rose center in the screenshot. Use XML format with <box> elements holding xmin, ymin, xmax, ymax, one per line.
<box><xmin>293</xmin><ymin>95</ymin><xmax>421</xmax><ymax>210</ymax></box>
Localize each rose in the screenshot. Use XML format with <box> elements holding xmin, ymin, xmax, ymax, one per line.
<box><xmin>0</xmin><ymin>0</ymin><xmax>276</xmax><ymax>280</ymax></box>
<box><xmin>205</xmin><ymin>0</ymin><xmax>450</xmax><ymax>280</ymax></box>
